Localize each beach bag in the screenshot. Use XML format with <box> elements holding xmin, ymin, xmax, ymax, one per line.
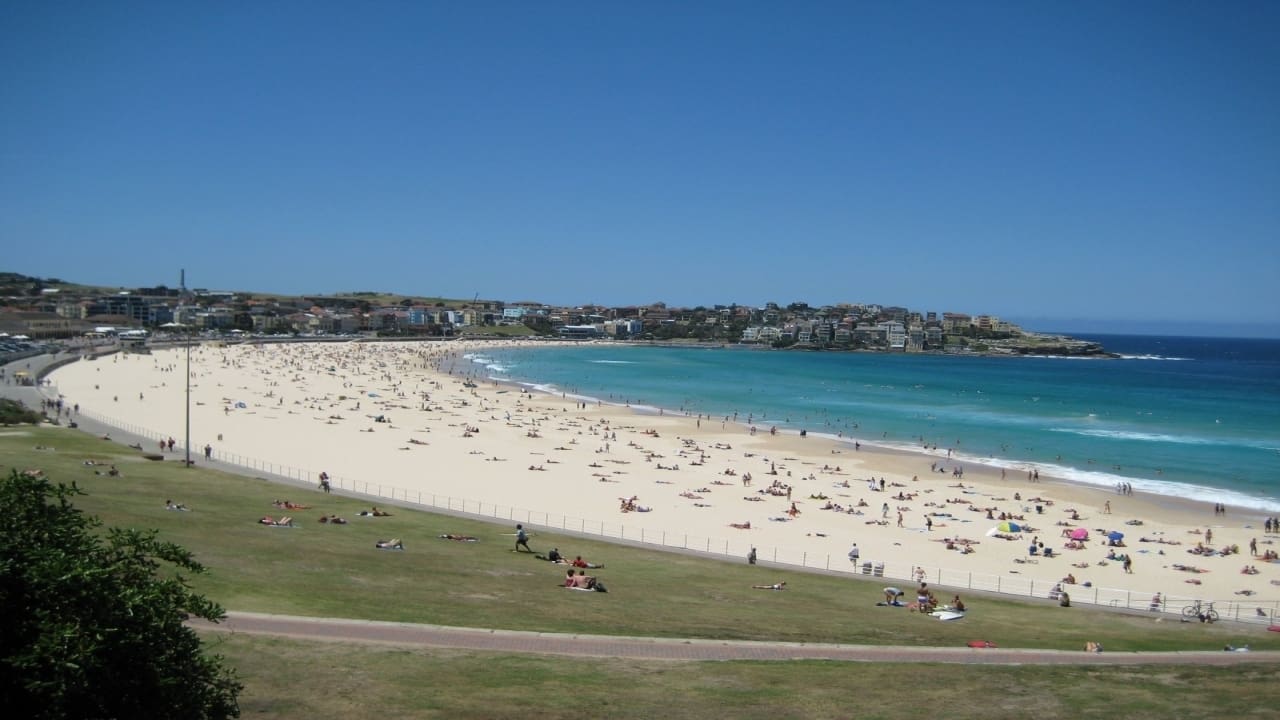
<box><xmin>594</xmin><ymin>581</ymin><xmax>608</xmax><ymax>593</ymax></box>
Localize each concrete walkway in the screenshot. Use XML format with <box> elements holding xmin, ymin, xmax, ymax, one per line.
<box><xmin>193</xmin><ymin>611</ymin><xmax>1278</xmax><ymax>665</ymax></box>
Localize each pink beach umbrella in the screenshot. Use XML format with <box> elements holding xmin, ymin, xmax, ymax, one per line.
<box><xmin>1070</xmin><ymin>528</ymin><xmax>1089</xmax><ymax>541</ymax></box>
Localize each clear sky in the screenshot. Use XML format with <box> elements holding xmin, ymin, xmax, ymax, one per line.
<box><xmin>3</xmin><ymin>2</ymin><xmax>1277</xmax><ymax>336</ymax></box>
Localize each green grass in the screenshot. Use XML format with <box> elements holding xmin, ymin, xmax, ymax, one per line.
<box><xmin>209</xmin><ymin>633</ymin><xmax>1280</xmax><ymax>720</ymax></box>
<box><xmin>5</xmin><ymin>426</ymin><xmax>1278</xmax><ymax>718</ymax></box>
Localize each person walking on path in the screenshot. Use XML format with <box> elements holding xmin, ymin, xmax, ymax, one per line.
<box><xmin>515</xmin><ymin>523</ymin><xmax>532</xmax><ymax>553</ymax></box>
<box><xmin>204</xmin><ymin>443</ymin><xmax>213</xmax><ymax>460</ymax></box>
<box><xmin>848</xmin><ymin>542</ymin><xmax>860</xmax><ymax>566</ymax></box>
<box><xmin>318</xmin><ymin>471</ymin><xmax>331</xmax><ymax>493</ymax></box>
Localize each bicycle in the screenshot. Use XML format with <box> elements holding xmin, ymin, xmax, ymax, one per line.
<box><xmin>1182</xmin><ymin>600</ymin><xmax>1218</xmax><ymax>622</ymax></box>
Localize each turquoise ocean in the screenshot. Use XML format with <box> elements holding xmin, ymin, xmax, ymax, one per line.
<box><xmin>461</xmin><ymin>335</ymin><xmax>1280</xmax><ymax>512</ymax></box>
<box><xmin>460</xmin><ymin>335</ymin><xmax>1280</xmax><ymax>509</ymax></box>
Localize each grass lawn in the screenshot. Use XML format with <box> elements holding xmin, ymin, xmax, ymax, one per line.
<box><xmin>5</xmin><ymin>425</ymin><xmax>1278</xmax><ymax>718</ymax></box>
<box><xmin>212</xmin><ymin>633</ymin><xmax>1280</xmax><ymax>720</ymax></box>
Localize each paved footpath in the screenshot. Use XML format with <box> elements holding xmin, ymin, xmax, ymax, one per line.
<box><xmin>7</xmin><ymin>353</ymin><xmax>1277</xmax><ymax>668</ymax></box>
<box><xmin>192</xmin><ymin>612</ymin><xmax>1279</xmax><ymax>666</ymax></box>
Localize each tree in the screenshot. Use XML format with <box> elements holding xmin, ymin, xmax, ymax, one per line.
<box><xmin>0</xmin><ymin>399</ymin><xmax>43</xmax><ymax>425</ymax></box>
<box><xmin>0</xmin><ymin>471</ymin><xmax>241</xmax><ymax>719</ymax></box>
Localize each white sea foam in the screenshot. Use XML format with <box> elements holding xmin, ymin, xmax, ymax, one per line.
<box><xmin>947</xmin><ymin>452</ymin><xmax>1280</xmax><ymax>512</ymax></box>
<box><xmin>1050</xmin><ymin>428</ymin><xmax>1219</xmax><ymax>445</ymax></box>
<box><xmin>1048</xmin><ymin>427</ymin><xmax>1278</xmax><ymax>451</ymax></box>
<box><xmin>1117</xmin><ymin>354</ymin><xmax>1190</xmax><ymax>361</ymax></box>
<box><xmin>803</xmin><ymin>435</ymin><xmax>1280</xmax><ymax>512</ymax></box>
<box><xmin>589</xmin><ymin>360</ymin><xmax>636</xmax><ymax>365</ymax></box>
<box><xmin>514</xmin><ymin>381</ymin><xmax>603</xmax><ymax>405</ymax></box>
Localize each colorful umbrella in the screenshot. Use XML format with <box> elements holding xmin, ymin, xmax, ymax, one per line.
<box><xmin>1070</xmin><ymin>528</ymin><xmax>1089</xmax><ymax>540</ymax></box>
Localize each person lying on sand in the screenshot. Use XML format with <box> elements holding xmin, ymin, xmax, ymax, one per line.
<box><xmin>164</xmin><ymin>499</ymin><xmax>190</xmax><ymax>511</ymax></box>
<box><xmin>259</xmin><ymin>515</ymin><xmax>294</xmax><ymax>527</ymax></box>
<box><xmin>375</xmin><ymin>538</ymin><xmax>403</xmax><ymax>550</ymax></box>
<box><xmin>440</xmin><ymin>534</ymin><xmax>479</xmax><ymax>542</ymax></box>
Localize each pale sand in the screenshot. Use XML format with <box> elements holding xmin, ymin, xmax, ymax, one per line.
<box><xmin>47</xmin><ymin>340</ymin><xmax>1280</xmax><ymax>610</ymax></box>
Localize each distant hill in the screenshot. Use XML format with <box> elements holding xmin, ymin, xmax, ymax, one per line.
<box><xmin>0</xmin><ymin>272</ymin><xmax>490</xmax><ymax>309</ymax></box>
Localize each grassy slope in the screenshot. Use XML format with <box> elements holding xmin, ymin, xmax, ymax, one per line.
<box><xmin>5</xmin><ymin>426</ymin><xmax>1278</xmax><ymax>718</ymax></box>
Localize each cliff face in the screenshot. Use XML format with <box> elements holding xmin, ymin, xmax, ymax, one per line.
<box><xmin>987</xmin><ymin>336</ymin><xmax>1116</xmax><ymax>358</ymax></box>
<box><xmin>1009</xmin><ymin>341</ymin><xmax>1113</xmax><ymax>357</ymax></box>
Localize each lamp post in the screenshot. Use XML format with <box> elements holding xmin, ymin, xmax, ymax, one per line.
<box><xmin>184</xmin><ymin>321</ymin><xmax>191</xmax><ymax>468</ymax></box>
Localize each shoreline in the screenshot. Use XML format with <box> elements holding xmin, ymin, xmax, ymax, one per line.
<box><xmin>43</xmin><ymin>339</ymin><xmax>1280</xmax><ymax>608</ymax></box>
<box><xmin>457</xmin><ymin>340</ymin><xmax>1277</xmax><ymax>514</ymax></box>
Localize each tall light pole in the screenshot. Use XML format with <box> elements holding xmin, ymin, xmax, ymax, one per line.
<box><xmin>184</xmin><ymin>321</ymin><xmax>191</xmax><ymax>468</ymax></box>
<box><xmin>181</xmin><ymin>268</ymin><xmax>192</xmax><ymax>468</ymax></box>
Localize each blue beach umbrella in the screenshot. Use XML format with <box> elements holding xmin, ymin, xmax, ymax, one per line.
<box><xmin>997</xmin><ymin>521</ymin><xmax>1022</xmax><ymax>533</ymax></box>
<box><xmin>1107</xmin><ymin>531</ymin><xmax>1124</xmax><ymax>542</ymax></box>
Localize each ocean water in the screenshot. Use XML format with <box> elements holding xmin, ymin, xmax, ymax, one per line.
<box><xmin>461</xmin><ymin>335</ymin><xmax>1280</xmax><ymax>512</ymax></box>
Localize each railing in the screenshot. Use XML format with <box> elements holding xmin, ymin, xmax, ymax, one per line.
<box><xmin>69</xmin><ymin>403</ymin><xmax>1280</xmax><ymax>626</ymax></box>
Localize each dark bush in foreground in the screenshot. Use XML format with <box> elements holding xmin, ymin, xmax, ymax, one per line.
<box><xmin>0</xmin><ymin>470</ymin><xmax>242</xmax><ymax>719</ymax></box>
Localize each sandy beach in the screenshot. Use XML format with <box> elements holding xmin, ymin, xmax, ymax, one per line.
<box><xmin>46</xmin><ymin>340</ymin><xmax>1280</xmax><ymax>612</ymax></box>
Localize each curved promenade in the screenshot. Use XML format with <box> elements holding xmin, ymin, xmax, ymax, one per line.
<box><xmin>7</xmin><ymin>352</ymin><xmax>1279</xmax><ymax>667</ymax></box>
<box><xmin>194</xmin><ymin>611</ymin><xmax>1277</xmax><ymax>666</ymax></box>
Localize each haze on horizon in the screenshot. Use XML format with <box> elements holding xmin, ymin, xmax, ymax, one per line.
<box><xmin>3</xmin><ymin>3</ymin><xmax>1277</xmax><ymax>338</ymax></box>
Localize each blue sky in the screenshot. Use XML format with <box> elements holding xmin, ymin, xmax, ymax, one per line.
<box><xmin>3</xmin><ymin>2</ymin><xmax>1277</xmax><ymax>335</ymax></box>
